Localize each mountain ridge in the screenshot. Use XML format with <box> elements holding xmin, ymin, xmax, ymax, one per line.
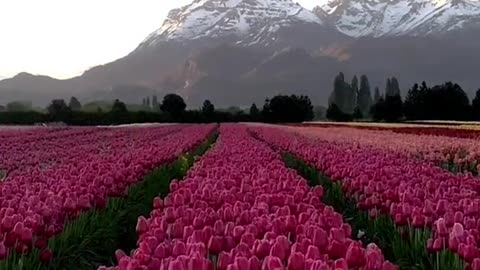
<box><xmin>1</xmin><ymin>0</ymin><xmax>479</xmax><ymax>107</ymax></box>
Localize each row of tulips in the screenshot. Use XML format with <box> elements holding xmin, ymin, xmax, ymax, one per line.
<box><xmin>288</xmin><ymin>126</ymin><xmax>480</xmax><ymax>174</ymax></box>
<box><xmin>250</xmin><ymin>125</ymin><xmax>480</xmax><ymax>269</ymax></box>
<box><xmin>301</xmin><ymin>123</ymin><xmax>480</xmax><ymax>138</ymax></box>
<box><xmin>0</xmin><ymin>124</ymin><xmax>215</xmax><ymax>267</ymax></box>
<box><xmin>101</xmin><ymin>124</ymin><xmax>397</xmax><ymax>270</ymax></box>
<box><xmin>0</xmin><ymin>125</ymin><xmax>183</xmax><ymax>177</ymax></box>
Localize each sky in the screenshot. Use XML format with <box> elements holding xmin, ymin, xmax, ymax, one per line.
<box><xmin>0</xmin><ymin>0</ymin><xmax>321</xmax><ymax>80</ymax></box>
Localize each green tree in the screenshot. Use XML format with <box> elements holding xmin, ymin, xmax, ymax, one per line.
<box><xmin>384</xmin><ymin>95</ymin><xmax>403</xmax><ymax>122</ymax></box>
<box><xmin>391</xmin><ymin>77</ymin><xmax>401</xmax><ymax>96</ymax></box>
<box><xmin>202</xmin><ymin>100</ymin><xmax>215</xmax><ymax>117</ymax></box>
<box><xmin>263</xmin><ymin>95</ymin><xmax>314</xmax><ymax>123</ymax></box>
<box><xmin>47</xmin><ymin>99</ymin><xmax>69</xmax><ymax>114</ymax></box>
<box><xmin>326</xmin><ymin>103</ymin><xmax>351</xmax><ymax>122</ymax></box>
<box><xmin>160</xmin><ymin>94</ymin><xmax>186</xmax><ymax>117</ymax></box>
<box><xmin>152</xmin><ymin>95</ymin><xmax>159</xmax><ymax>111</ymax></box>
<box><xmin>374</xmin><ymin>87</ymin><xmax>381</xmax><ymax>103</ymax></box>
<box><xmin>472</xmin><ymin>89</ymin><xmax>480</xmax><ymax>120</ymax></box>
<box><xmin>351</xmin><ymin>75</ymin><xmax>359</xmax><ymax>106</ymax></box>
<box><xmin>329</xmin><ymin>72</ymin><xmax>346</xmax><ymax>112</ymax></box>
<box><xmin>68</xmin><ymin>97</ymin><xmax>82</xmax><ymax>111</ymax></box>
<box><xmin>358</xmin><ymin>75</ymin><xmax>373</xmax><ymax>115</ymax></box>
<box><xmin>353</xmin><ymin>106</ymin><xmax>363</xmax><ymax>120</ymax></box>
<box><xmin>370</xmin><ymin>98</ymin><xmax>386</xmax><ymax>122</ymax></box>
<box><xmin>6</xmin><ymin>101</ymin><xmax>32</xmax><ymax>112</ymax></box>
<box><xmin>386</xmin><ymin>77</ymin><xmax>401</xmax><ymax>97</ymax></box>
<box><xmin>111</xmin><ymin>99</ymin><xmax>128</xmax><ymax>114</ymax></box>
<box><xmin>47</xmin><ymin>99</ymin><xmax>71</xmax><ymax>119</ymax></box>
<box><xmin>249</xmin><ymin>103</ymin><xmax>260</xmax><ymax>120</ymax></box>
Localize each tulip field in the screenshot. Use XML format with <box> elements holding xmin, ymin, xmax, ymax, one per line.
<box><xmin>2</xmin><ymin>123</ymin><xmax>480</xmax><ymax>270</ymax></box>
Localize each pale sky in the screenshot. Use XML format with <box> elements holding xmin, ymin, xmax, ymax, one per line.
<box><xmin>0</xmin><ymin>0</ymin><xmax>321</xmax><ymax>80</ymax></box>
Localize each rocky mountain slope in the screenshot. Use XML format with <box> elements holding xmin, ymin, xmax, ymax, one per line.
<box><xmin>1</xmin><ymin>0</ymin><xmax>479</xmax><ymax>107</ymax></box>
<box><xmin>315</xmin><ymin>0</ymin><xmax>480</xmax><ymax>37</ymax></box>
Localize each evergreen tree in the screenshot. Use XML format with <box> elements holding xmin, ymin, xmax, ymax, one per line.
<box><xmin>351</xmin><ymin>75</ymin><xmax>359</xmax><ymax>106</ymax></box>
<box><xmin>391</xmin><ymin>77</ymin><xmax>401</xmax><ymax>96</ymax></box>
<box><xmin>344</xmin><ymin>81</ymin><xmax>356</xmax><ymax>114</ymax></box>
<box><xmin>353</xmin><ymin>106</ymin><xmax>363</xmax><ymax>120</ymax></box>
<box><xmin>472</xmin><ymin>89</ymin><xmax>480</xmax><ymax>120</ymax></box>
<box><xmin>329</xmin><ymin>72</ymin><xmax>346</xmax><ymax>111</ymax></box>
<box><xmin>111</xmin><ymin>99</ymin><xmax>128</xmax><ymax>114</ymax></box>
<box><xmin>384</xmin><ymin>95</ymin><xmax>403</xmax><ymax>122</ymax></box>
<box><xmin>374</xmin><ymin>87</ymin><xmax>381</xmax><ymax>103</ymax></box>
<box><xmin>160</xmin><ymin>94</ymin><xmax>186</xmax><ymax>117</ymax></box>
<box><xmin>202</xmin><ymin>100</ymin><xmax>215</xmax><ymax>118</ymax></box>
<box><xmin>48</xmin><ymin>99</ymin><xmax>71</xmax><ymax>118</ymax></box>
<box><xmin>249</xmin><ymin>103</ymin><xmax>260</xmax><ymax>121</ymax></box>
<box><xmin>404</xmin><ymin>81</ymin><xmax>471</xmax><ymax>121</ymax></box>
<box><xmin>152</xmin><ymin>95</ymin><xmax>159</xmax><ymax>110</ymax></box>
<box><xmin>327</xmin><ymin>103</ymin><xmax>351</xmax><ymax>122</ymax></box>
<box><xmin>385</xmin><ymin>78</ymin><xmax>392</xmax><ymax>97</ymax></box>
<box><xmin>68</xmin><ymin>97</ymin><xmax>82</xmax><ymax>111</ymax></box>
<box><xmin>262</xmin><ymin>95</ymin><xmax>314</xmax><ymax>123</ymax></box>
<box><xmin>370</xmin><ymin>98</ymin><xmax>386</xmax><ymax>122</ymax></box>
<box><xmin>386</xmin><ymin>77</ymin><xmax>401</xmax><ymax>97</ymax></box>
<box><xmin>358</xmin><ymin>75</ymin><xmax>373</xmax><ymax>115</ymax></box>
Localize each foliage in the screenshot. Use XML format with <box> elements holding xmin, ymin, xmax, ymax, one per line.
<box><xmin>262</xmin><ymin>95</ymin><xmax>314</xmax><ymax>123</ymax></box>
<box><xmin>371</xmin><ymin>95</ymin><xmax>404</xmax><ymax>122</ymax></box>
<box><xmin>110</xmin><ymin>99</ymin><xmax>128</xmax><ymax>114</ymax></box>
<box><xmin>326</xmin><ymin>103</ymin><xmax>352</xmax><ymax>122</ymax></box>
<box><xmin>358</xmin><ymin>75</ymin><xmax>373</xmax><ymax>115</ymax></box>
<box><xmin>68</xmin><ymin>97</ymin><xmax>82</xmax><ymax>111</ymax></box>
<box><xmin>201</xmin><ymin>100</ymin><xmax>215</xmax><ymax>117</ymax></box>
<box><xmin>472</xmin><ymin>89</ymin><xmax>480</xmax><ymax>120</ymax></box>
<box><xmin>0</xmin><ymin>131</ymin><xmax>218</xmax><ymax>270</ymax></box>
<box><xmin>249</xmin><ymin>103</ymin><xmax>260</xmax><ymax>121</ymax></box>
<box><xmin>374</xmin><ymin>87</ymin><xmax>382</xmax><ymax>103</ymax></box>
<box><xmin>160</xmin><ymin>94</ymin><xmax>186</xmax><ymax>117</ymax></box>
<box><xmin>353</xmin><ymin>106</ymin><xmax>363</xmax><ymax>120</ymax></box>
<box><xmin>329</xmin><ymin>72</ymin><xmax>356</xmax><ymax>114</ymax></box>
<box><xmin>282</xmin><ymin>153</ymin><xmax>464</xmax><ymax>270</ymax></box>
<box><xmin>6</xmin><ymin>101</ymin><xmax>32</xmax><ymax>112</ymax></box>
<box><xmin>404</xmin><ymin>82</ymin><xmax>471</xmax><ymax>121</ymax></box>
<box><xmin>47</xmin><ymin>99</ymin><xmax>71</xmax><ymax>120</ymax></box>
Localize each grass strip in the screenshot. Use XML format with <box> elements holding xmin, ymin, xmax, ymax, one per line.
<box><xmin>0</xmin><ymin>130</ymin><xmax>218</xmax><ymax>270</ymax></box>
<box><xmin>282</xmin><ymin>152</ymin><xmax>464</xmax><ymax>270</ymax></box>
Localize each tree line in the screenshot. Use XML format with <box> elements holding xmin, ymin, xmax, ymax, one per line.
<box><xmin>0</xmin><ymin>93</ymin><xmax>315</xmax><ymax>125</ymax></box>
<box><xmin>327</xmin><ymin>72</ymin><xmax>480</xmax><ymax>122</ymax></box>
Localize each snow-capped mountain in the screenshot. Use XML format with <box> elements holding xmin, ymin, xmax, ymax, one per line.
<box><xmin>315</xmin><ymin>0</ymin><xmax>480</xmax><ymax>37</ymax></box>
<box><xmin>140</xmin><ymin>0</ymin><xmax>327</xmax><ymax>48</ymax></box>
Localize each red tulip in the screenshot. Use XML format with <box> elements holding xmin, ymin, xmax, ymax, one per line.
<box><xmin>136</xmin><ymin>216</ymin><xmax>149</xmax><ymax>235</ymax></box>
<box><xmin>345</xmin><ymin>242</ymin><xmax>366</xmax><ymax>267</ymax></box>
<box><xmin>234</xmin><ymin>256</ymin><xmax>250</xmax><ymax>270</ymax></box>
<box><xmin>435</xmin><ymin>218</ymin><xmax>448</xmax><ymax>237</ymax></box>
<box><xmin>39</xmin><ymin>248</ymin><xmax>53</xmax><ymax>263</ymax></box>
<box><xmin>287</xmin><ymin>252</ymin><xmax>305</xmax><ymax>270</ymax></box>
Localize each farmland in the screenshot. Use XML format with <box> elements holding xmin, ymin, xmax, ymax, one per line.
<box><xmin>0</xmin><ymin>123</ymin><xmax>480</xmax><ymax>269</ymax></box>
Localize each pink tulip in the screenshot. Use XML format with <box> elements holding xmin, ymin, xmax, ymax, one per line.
<box><xmin>287</xmin><ymin>252</ymin><xmax>305</xmax><ymax>270</ymax></box>
<box><xmin>136</xmin><ymin>217</ymin><xmax>148</xmax><ymax>235</ymax></box>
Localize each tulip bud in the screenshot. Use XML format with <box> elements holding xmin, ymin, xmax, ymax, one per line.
<box><xmin>287</xmin><ymin>252</ymin><xmax>305</xmax><ymax>270</ymax></box>
<box><xmin>136</xmin><ymin>216</ymin><xmax>148</xmax><ymax>235</ymax></box>
<box><xmin>40</xmin><ymin>248</ymin><xmax>53</xmax><ymax>263</ymax></box>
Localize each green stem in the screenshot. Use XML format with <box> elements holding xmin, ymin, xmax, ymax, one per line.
<box><xmin>0</xmin><ymin>130</ymin><xmax>219</xmax><ymax>270</ymax></box>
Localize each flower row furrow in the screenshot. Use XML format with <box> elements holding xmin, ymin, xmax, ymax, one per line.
<box><xmin>102</xmin><ymin>125</ymin><xmax>396</xmax><ymax>270</ymax></box>
<box><xmin>0</xmin><ymin>124</ymin><xmax>214</xmax><ymax>262</ymax></box>
<box><xmin>289</xmin><ymin>125</ymin><xmax>480</xmax><ymax>173</ymax></box>
<box><xmin>0</xmin><ymin>125</ymin><xmax>183</xmax><ymax>176</ymax></box>
<box><xmin>251</xmin><ymin>126</ymin><xmax>480</xmax><ymax>269</ymax></box>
